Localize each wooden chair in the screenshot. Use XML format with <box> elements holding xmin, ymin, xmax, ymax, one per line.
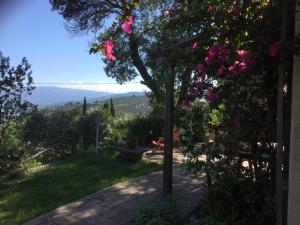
<box><xmin>152</xmin><ymin>137</ymin><xmax>165</xmax><ymax>154</ymax></box>
<box><xmin>151</xmin><ymin>128</ymin><xmax>183</xmax><ymax>154</ymax></box>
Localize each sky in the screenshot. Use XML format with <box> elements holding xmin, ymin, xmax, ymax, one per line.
<box><xmin>0</xmin><ymin>0</ymin><xmax>148</xmax><ymax>93</ymax></box>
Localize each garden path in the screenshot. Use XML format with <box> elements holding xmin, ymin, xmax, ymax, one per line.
<box><xmin>23</xmin><ymin>153</ymin><xmax>205</xmax><ymax>225</ymax></box>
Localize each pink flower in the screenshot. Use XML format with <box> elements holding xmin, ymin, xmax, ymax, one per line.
<box><xmin>195</xmin><ymin>64</ymin><xmax>206</xmax><ymax>77</ymax></box>
<box><xmin>195</xmin><ymin>80</ymin><xmax>204</xmax><ymax>89</ymax></box>
<box><xmin>122</xmin><ymin>16</ymin><xmax>134</xmax><ymax>34</ymax></box>
<box><xmin>104</xmin><ymin>41</ymin><xmax>116</xmax><ymax>61</ymax></box>
<box><xmin>196</xmin><ymin>63</ymin><xmax>205</xmax><ymax>71</ymax></box>
<box><xmin>239</xmin><ymin>62</ymin><xmax>249</xmax><ymax>73</ymax></box>
<box><xmin>269</xmin><ymin>41</ymin><xmax>283</xmax><ymax>57</ymax></box>
<box><xmin>180</xmin><ymin>100</ymin><xmax>191</xmax><ymax>108</ymax></box>
<box><xmin>237</xmin><ymin>50</ymin><xmax>249</xmax><ymax>58</ymax></box>
<box><xmin>208</xmin><ymin>44</ymin><xmax>220</xmax><ymax>58</ymax></box>
<box><xmin>205</xmin><ymin>56</ymin><xmax>214</xmax><ymax>65</ymax></box>
<box><xmin>187</xmin><ymin>87</ymin><xmax>199</xmax><ymax>97</ymax></box>
<box><xmin>207</xmin><ymin>87</ymin><xmax>217</xmax><ymax>102</ymax></box>
<box><xmin>228</xmin><ymin>61</ymin><xmax>240</xmax><ymax>75</ymax></box>
<box><xmin>217</xmin><ymin>65</ymin><xmax>225</xmax><ymax>75</ymax></box>
<box><xmin>192</xmin><ymin>42</ymin><xmax>199</xmax><ymax>49</ymax></box>
<box><xmin>232</xmin><ymin>6</ymin><xmax>241</xmax><ymax>14</ymax></box>
<box><xmin>236</xmin><ymin>50</ymin><xmax>255</xmax><ymax>73</ymax></box>
<box><xmin>205</xmin><ymin>44</ymin><xmax>230</xmax><ymax>65</ymax></box>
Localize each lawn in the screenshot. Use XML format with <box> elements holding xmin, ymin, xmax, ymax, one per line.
<box><xmin>0</xmin><ymin>151</ymin><xmax>161</xmax><ymax>225</ymax></box>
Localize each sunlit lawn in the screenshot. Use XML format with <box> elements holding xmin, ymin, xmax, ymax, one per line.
<box><xmin>0</xmin><ymin>151</ymin><xmax>161</xmax><ymax>225</ymax></box>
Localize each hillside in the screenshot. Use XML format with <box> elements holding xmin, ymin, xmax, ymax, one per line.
<box><xmin>93</xmin><ymin>95</ymin><xmax>151</xmax><ymax>115</ymax></box>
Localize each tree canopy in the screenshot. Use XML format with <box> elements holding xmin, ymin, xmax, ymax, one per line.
<box><xmin>0</xmin><ymin>52</ymin><xmax>36</xmax><ymax>144</ymax></box>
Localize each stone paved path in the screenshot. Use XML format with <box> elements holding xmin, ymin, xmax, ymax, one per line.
<box><xmin>23</xmin><ymin>153</ymin><xmax>205</xmax><ymax>225</ymax></box>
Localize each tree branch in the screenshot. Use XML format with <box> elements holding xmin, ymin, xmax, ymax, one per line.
<box><xmin>129</xmin><ymin>35</ymin><xmax>162</xmax><ymax>96</ymax></box>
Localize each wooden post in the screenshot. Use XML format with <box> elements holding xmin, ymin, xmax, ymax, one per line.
<box><xmin>163</xmin><ymin>68</ymin><xmax>174</xmax><ymax>198</ymax></box>
<box><xmin>276</xmin><ymin>1</ymin><xmax>288</xmax><ymax>224</ymax></box>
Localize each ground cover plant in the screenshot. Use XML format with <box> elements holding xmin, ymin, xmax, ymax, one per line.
<box><xmin>0</xmin><ymin>151</ymin><xmax>161</xmax><ymax>225</ymax></box>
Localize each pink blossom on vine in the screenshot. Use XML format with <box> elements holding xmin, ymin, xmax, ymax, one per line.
<box><xmin>195</xmin><ymin>79</ymin><xmax>204</xmax><ymax>89</ymax></box>
<box><xmin>269</xmin><ymin>41</ymin><xmax>283</xmax><ymax>57</ymax></box>
<box><xmin>205</xmin><ymin>44</ymin><xmax>230</xmax><ymax>65</ymax></box>
<box><xmin>104</xmin><ymin>41</ymin><xmax>116</xmax><ymax>61</ymax></box>
<box><xmin>192</xmin><ymin>42</ymin><xmax>199</xmax><ymax>49</ymax></box>
<box><xmin>187</xmin><ymin>87</ymin><xmax>199</xmax><ymax>97</ymax></box>
<box><xmin>217</xmin><ymin>65</ymin><xmax>225</xmax><ymax>75</ymax></box>
<box><xmin>180</xmin><ymin>100</ymin><xmax>191</xmax><ymax>108</ymax></box>
<box><xmin>195</xmin><ymin>64</ymin><xmax>206</xmax><ymax>77</ymax></box>
<box><xmin>219</xmin><ymin>45</ymin><xmax>230</xmax><ymax>62</ymax></box>
<box><xmin>205</xmin><ymin>56</ymin><xmax>214</xmax><ymax>65</ymax></box>
<box><xmin>232</xmin><ymin>6</ymin><xmax>242</xmax><ymax>14</ymax></box>
<box><xmin>239</xmin><ymin>62</ymin><xmax>249</xmax><ymax>73</ymax></box>
<box><xmin>207</xmin><ymin>87</ymin><xmax>217</xmax><ymax>102</ymax></box>
<box><xmin>228</xmin><ymin>61</ymin><xmax>240</xmax><ymax>75</ymax></box>
<box><xmin>237</xmin><ymin>50</ymin><xmax>249</xmax><ymax>58</ymax></box>
<box><xmin>196</xmin><ymin>63</ymin><xmax>205</xmax><ymax>71</ymax></box>
<box><xmin>235</xmin><ymin>50</ymin><xmax>255</xmax><ymax>73</ymax></box>
<box><xmin>122</xmin><ymin>16</ymin><xmax>134</xmax><ymax>34</ymax></box>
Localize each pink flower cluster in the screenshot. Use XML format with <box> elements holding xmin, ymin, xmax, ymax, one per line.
<box><xmin>228</xmin><ymin>50</ymin><xmax>254</xmax><ymax>74</ymax></box>
<box><xmin>192</xmin><ymin>42</ymin><xmax>199</xmax><ymax>50</ymax></box>
<box><xmin>187</xmin><ymin>79</ymin><xmax>205</xmax><ymax>97</ymax></box>
<box><xmin>205</xmin><ymin>44</ymin><xmax>230</xmax><ymax>65</ymax></box>
<box><xmin>122</xmin><ymin>16</ymin><xmax>134</xmax><ymax>34</ymax></box>
<box><xmin>207</xmin><ymin>87</ymin><xmax>217</xmax><ymax>102</ymax></box>
<box><xmin>103</xmin><ymin>16</ymin><xmax>134</xmax><ymax>61</ymax></box>
<box><xmin>268</xmin><ymin>41</ymin><xmax>283</xmax><ymax>57</ymax></box>
<box><xmin>180</xmin><ymin>100</ymin><xmax>191</xmax><ymax>108</ymax></box>
<box><xmin>195</xmin><ymin>63</ymin><xmax>206</xmax><ymax>78</ymax></box>
<box><xmin>104</xmin><ymin>41</ymin><xmax>116</xmax><ymax>61</ymax></box>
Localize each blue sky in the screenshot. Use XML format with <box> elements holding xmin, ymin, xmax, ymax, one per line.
<box><xmin>0</xmin><ymin>0</ymin><xmax>147</xmax><ymax>93</ymax></box>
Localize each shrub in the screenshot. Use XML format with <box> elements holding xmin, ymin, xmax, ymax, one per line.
<box><xmin>117</xmin><ymin>151</ymin><xmax>142</xmax><ymax>163</ymax></box>
<box><xmin>127</xmin><ymin>199</ymin><xmax>182</xmax><ymax>225</ymax></box>
<box><xmin>0</xmin><ymin>129</ymin><xmax>25</xmax><ymax>175</ymax></box>
<box><xmin>193</xmin><ymin>175</ymin><xmax>275</xmax><ymax>225</ymax></box>
<box><xmin>187</xmin><ymin>216</ymin><xmax>226</xmax><ymax>225</ymax></box>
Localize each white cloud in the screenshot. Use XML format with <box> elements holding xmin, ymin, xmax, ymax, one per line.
<box><xmin>39</xmin><ymin>80</ymin><xmax>151</xmax><ymax>93</ymax></box>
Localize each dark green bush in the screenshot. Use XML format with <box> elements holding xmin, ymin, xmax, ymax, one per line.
<box><xmin>0</xmin><ymin>131</ymin><xmax>25</xmax><ymax>175</ymax></box>
<box><xmin>193</xmin><ymin>175</ymin><xmax>275</xmax><ymax>225</ymax></box>
<box><xmin>127</xmin><ymin>199</ymin><xmax>182</xmax><ymax>225</ymax></box>
<box><xmin>117</xmin><ymin>151</ymin><xmax>142</xmax><ymax>162</ymax></box>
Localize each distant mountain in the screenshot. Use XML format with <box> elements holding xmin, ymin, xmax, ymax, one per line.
<box><xmin>27</xmin><ymin>86</ymin><xmax>145</xmax><ymax>107</ymax></box>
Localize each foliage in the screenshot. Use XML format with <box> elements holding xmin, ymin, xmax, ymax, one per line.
<box><xmin>192</xmin><ymin>175</ymin><xmax>274</xmax><ymax>225</ymax></box>
<box><xmin>103</xmin><ymin>102</ymin><xmax>109</xmax><ymax>110</ymax></box>
<box><xmin>23</xmin><ymin>105</ymin><xmax>113</xmax><ymax>156</ymax></box>
<box><xmin>112</xmin><ymin>114</ymin><xmax>163</xmax><ymax>149</ymax></box>
<box><xmin>110</xmin><ymin>98</ymin><xmax>115</xmax><ymax>117</ymax></box>
<box><xmin>0</xmin><ymin>151</ymin><xmax>161</xmax><ymax>225</ymax></box>
<box><xmin>0</xmin><ymin>122</ymin><xmax>25</xmax><ymax>175</ymax></box>
<box><xmin>92</xmin><ymin>95</ymin><xmax>151</xmax><ymax>116</ymax></box>
<box><xmin>128</xmin><ymin>198</ymin><xmax>182</xmax><ymax>225</ymax></box>
<box><xmin>0</xmin><ymin>52</ymin><xmax>36</xmax><ymax>145</ymax></box>
<box><xmin>82</xmin><ymin>97</ymin><xmax>87</xmax><ymax>115</ymax></box>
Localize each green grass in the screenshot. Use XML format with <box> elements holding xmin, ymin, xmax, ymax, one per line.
<box><xmin>0</xmin><ymin>151</ymin><xmax>161</xmax><ymax>225</ymax></box>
